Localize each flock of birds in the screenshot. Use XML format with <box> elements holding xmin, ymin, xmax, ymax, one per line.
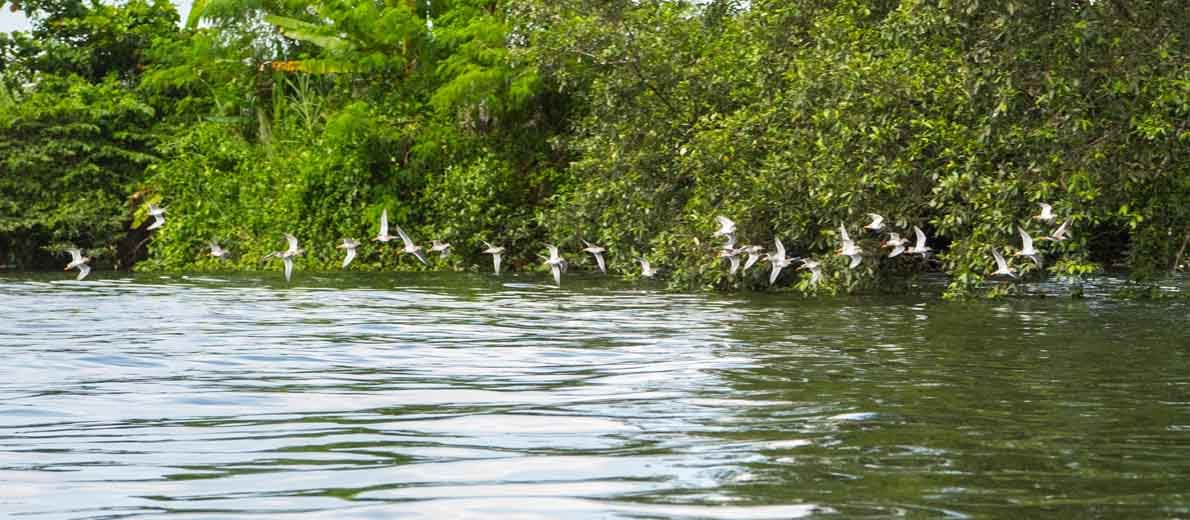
<box><xmin>61</xmin><ymin>202</ymin><xmax>1073</xmax><ymax>287</ymax></box>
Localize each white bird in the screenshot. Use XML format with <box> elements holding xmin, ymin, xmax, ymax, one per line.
<box><xmin>884</xmin><ymin>232</ymin><xmax>908</xmax><ymax>258</ymax></box>
<box><xmin>373</xmin><ymin>209</ymin><xmax>397</xmax><ymax>243</ymax></box>
<box><xmin>767</xmin><ymin>237</ymin><xmax>795</xmax><ymax>285</ymax></box>
<box><xmin>837</xmin><ymin>225</ymin><xmax>863</xmax><ymax>269</ymax></box>
<box><xmin>907</xmin><ymin>226</ymin><xmax>932</xmax><ymax>255</ymax></box>
<box><xmin>1041</xmin><ymin>218</ymin><xmax>1072</xmax><ymax>242</ymax></box>
<box><xmin>713</xmin><ymin>215</ymin><xmax>736</xmax><ymax>237</ymax></box>
<box><xmin>337</xmin><ymin>238</ymin><xmax>359</xmax><ymax>268</ymax></box>
<box><xmin>544</xmin><ymin>244</ymin><xmax>566</xmax><ymax>286</ymax></box>
<box><xmin>720</xmin><ymin>247</ymin><xmax>742</xmax><ymax>276</ymax></box>
<box><xmin>864</xmin><ymin>213</ymin><xmax>884</xmax><ymax>231</ymax></box>
<box><xmin>582</xmin><ymin>240</ymin><xmax>607</xmax><ymax>273</ymax></box>
<box><xmin>263</xmin><ymin>233</ymin><xmax>303</xmax><ymax>282</ymax></box>
<box><xmin>741</xmin><ymin>245</ymin><xmax>764</xmax><ymax>272</ymax></box>
<box><xmin>638</xmin><ymin>257</ymin><xmax>657</xmax><ymax>278</ymax></box>
<box><xmin>482</xmin><ymin>241</ymin><xmax>505</xmax><ymax>274</ymax></box>
<box><xmin>991</xmin><ymin>248</ymin><xmax>1016</xmax><ymax>278</ymax></box>
<box><xmin>208</xmin><ymin>241</ymin><xmax>228</xmax><ymax>260</ymax></box>
<box><xmin>146</xmin><ymin>203</ymin><xmax>166</xmax><ymax>231</ymax></box>
<box><xmin>798</xmin><ymin>258</ymin><xmax>823</xmax><ymax>286</ymax></box>
<box><xmin>430</xmin><ymin>240</ymin><xmax>452</xmax><ymax>257</ymax></box>
<box><xmin>1015</xmin><ymin>226</ymin><xmax>1043</xmax><ymax>269</ymax></box>
<box><xmin>394</xmin><ymin>224</ymin><xmax>429</xmax><ymax>265</ymax></box>
<box><xmin>64</xmin><ymin>248</ymin><xmax>91</xmax><ymax>280</ymax></box>
<box><xmin>1033</xmin><ymin>202</ymin><xmax>1056</xmax><ymax>222</ymax></box>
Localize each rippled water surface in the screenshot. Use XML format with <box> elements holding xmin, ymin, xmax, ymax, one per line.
<box><xmin>1</xmin><ymin>272</ymin><xmax>1188</xmax><ymax>518</ymax></box>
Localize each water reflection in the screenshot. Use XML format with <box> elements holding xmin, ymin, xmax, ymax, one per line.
<box><xmin>0</xmin><ymin>273</ymin><xmax>1187</xmax><ymax>518</ymax></box>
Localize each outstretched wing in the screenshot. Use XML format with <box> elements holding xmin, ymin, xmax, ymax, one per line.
<box><xmin>285</xmin><ymin>233</ymin><xmax>299</xmax><ymax>253</ymax></box>
<box><xmin>342</xmin><ymin>248</ymin><xmax>356</xmax><ymax>268</ymax></box>
<box><xmin>774</xmin><ymin>237</ymin><xmax>785</xmax><ymax>258</ymax></box>
<box><xmin>867</xmin><ymin>213</ymin><xmax>883</xmax><ymax>228</ymax></box>
<box><xmin>913</xmin><ymin>226</ymin><xmax>927</xmax><ymax>250</ymax></box>
<box><xmin>395</xmin><ymin>224</ymin><xmax>416</xmax><ymax>249</ymax></box>
<box><xmin>550</xmin><ymin>264</ymin><xmax>561</xmax><ymax>286</ymax></box>
<box><xmin>379</xmin><ymin>209</ymin><xmax>389</xmax><ymax>237</ymax></box>
<box><xmin>412</xmin><ymin>249</ymin><xmax>429</xmax><ymax>266</ymax></box>
<box><xmin>715</xmin><ymin>215</ymin><xmax>734</xmax><ymax>231</ymax></box>
<box><xmin>769</xmin><ymin>263</ymin><xmax>783</xmax><ymax>285</ymax></box>
<box><xmin>992</xmin><ymin>249</ymin><xmax>1010</xmax><ymax>271</ymax></box>
<box><xmin>1053</xmin><ymin>218</ymin><xmax>1071</xmax><ymax>239</ymax></box>
<box><xmin>838</xmin><ymin>225</ymin><xmax>851</xmax><ymax>245</ymax></box>
<box><xmin>493</xmin><ymin>254</ymin><xmax>502</xmax><ymax>274</ymax></box>
<box><xmin>283</xmin><ymin>256</ymin><xmax>293</xmax><ymax>282</ymax></box>
<box><xmin>76</xmin><ymin>263</ymin><xmax>91</xmax><ymax>281</ymax></box>
<box><xmin>1018</xmin><ymin>226</ymin><xmax>1034</xmax><ymax>251</ymax></box>
<box><xmin>67</xmin><ymin>248</ymin><xmax>83</xmax><ymax>263</ymax></box>
<box><xmin>594</xmin><ymin>252</ymin><xmax>606</xmax><ymax>273</ymax></box>
<box><xmin>889</xmin><ymin>245</ymin><xmax>905</xmax><ymax>258</ymax></box>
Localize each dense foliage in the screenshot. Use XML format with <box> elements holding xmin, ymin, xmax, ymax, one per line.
<box><xmin>1</xmin><ymin>0</ymin><xmax>1187</xmax><ymax>296</ymax></box>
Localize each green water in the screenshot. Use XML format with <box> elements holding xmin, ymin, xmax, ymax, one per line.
<box><xmin>1</xmin><ymin>272</ymin><xmax>1187</xmax><ymax>518</ymax></box>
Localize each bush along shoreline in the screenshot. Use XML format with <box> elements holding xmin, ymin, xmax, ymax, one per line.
<box><xmin>1</xmin><ymin>0</ymin><xmax>1187</xmax><ymax>298</ymax></box>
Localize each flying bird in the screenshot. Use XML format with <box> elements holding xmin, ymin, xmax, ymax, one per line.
<box><xmin>1033</xmin><ymin>203</ymin><xmax>1056</xmax><ymax>222</ymax></box>
<box><xmin>543</xmin><ymin>244</ymin><xmax>566</xmax><ymax>286</ymax></box>
<box><xmin>582</xmin><ymin>240</ymin><xmax>607</xmax><ymax>273</ymax></box>
<box><xmin>798</xmin><ymin>258</ymin><xmax>823</xmax><ymax>286</ymax></box>
<box><xmin>64</xmin><ymin>248</ymin><xmax>91</xmax><ymax>281</ymax></box>
<box><xmin>146</xmin><ymin>203</ymin><xmax>166</xmax><ymax>231</ymax></box>
<box><xmin>864</xmin><ymin>213</ymin><xmax>884</xmax><ymax>231</ymax></box>
<box><xmin>741</xmin><ymin>245</ymin><xmax>764</xmax><ymax>272</ymax></box>
<box><xmin>373</xmin><ymin>209</ymin><xmax>397</xmax><ymax>243</ymax></box>
<box><xmin>991</xmin><ymin>248</ymin><xmax>1016</xmax><ymax>278</ymax></box>
<box><xmin>639</xmin><ymin>257</ymin><xmax>657</xmax><ymax>278</ymax></box>
<box><xmin>482</xmin><ymin>241</ymin><xmax>505</xmax><ymax>274</ymax></box>
<box><xmin>837</xmin><ymin>225</ymin><xmax>863</xmax><ymax>269</ymax></box>
<box><xmin>208</xmin><ymin>241</ymin><xmax>228</xmax><ymax>260</ymax></box>
<box><xmin>713</xmin><ymin>215</ymin><xmax>736</xmax><ymax>238</ymax></box>
<box><xmin>430</xmin><ymin>240</ymin><xmax>452</xmax><ymax>258</ymax></box>
<box><xmin>337</xmin><ymin>238</ymin><xmax>359</xmax><ymax>268</ymax></box>
<box><xmin>394</xmin><ymin>224</ymin><xmax>429</xmax><ymax>265</ymax></box>
<box><xmin>1015</xmin><ymin>226</ymin><xmax>1043</xmax><ymax>269</ymax></box>
<box><xmin>263</xmin><ymin>233</ymin><xmax>304</xmax><ymax>282</ymax></box>
<box><xmin>767</xmin><ymin>237</ymin><xmax>795</xmax><ymax>285</ymax></box>
<box><xmin>720</xmin><ymin>247</ymin><xmax>742</xmax><ymax>276</ymax></box>
<box><xmin>884</xmin><ymin>232</ymin><xmax>908</xmax><ymax>258</ymax></box>
<box><xmin>907</xmin><ymin>226</ymin><xmax>932</xmax><ymax>255</ymax></box>
<box><xmin>1041</xmin><ymin>218</ymin><xmax>1072</xmax><ymax>242</ymax></box>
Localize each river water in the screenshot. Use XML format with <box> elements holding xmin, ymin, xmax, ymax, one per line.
<box><xmin>1</xmin><ymin>272</ymin><xmax>1187</xmax><ymax>518</ymax></box>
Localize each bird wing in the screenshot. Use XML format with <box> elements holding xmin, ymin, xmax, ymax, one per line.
<box><xmin>913</xmin><ymin>226</ymin><xmax>927</xmax><ymax>250</ymax></box>
<box><xmin>639</xmin><ymin>258</ymin><xmax>650</xmax><ymax>273</ymax></box>
<box><xmin>769</xmin><ymin>264</ymin><xmax>783</xmax><ymax>285</ymax></box>
<box><xmin>147</xmin><ymin>214</ymin><xmax>165</xmax><ymax>230</ymax></box>
<box><xmin>848</xmin><ymin>255</ymin><xmax>862</xmax><ymax>269</ymax></box>
<box><xmin>1053</xmin><ymin>218</ymin><xmax>1070</xmax><ymax>238</ymax></box>
<box><xmin>838</xmin><ymin>225</ymin><xmax>851</xmax><ymax>245</ymax></box>
<box><xmin>594</xmin><ymin>252</ymin><xmax>606</xmax><ymax>273</ymax></box>
<box><xmin>1018</xmin><ymin>226</ymin><xmax>1034</xmax><ymax>251</ymax></box>
<box><xmin>493</xmin><ymin>254</ymin><xmax>502</xmax><ymax>274</ymax></box>
<box><xmin>379</xmin><ymin>209</ymin><xmax>389</xmax><ymax>237</ymax></box>
<box><xmin>890</xmin><ymin>245</ymin><xmax>905</xmax><ymax>257</ymax></box>
<box><xmin>395</xmin><ymin>224</ymin><xmax>416</xmax><ymax>249</ymax></box>
<box><xmin>743</xmin><ymin>252</ymin><xmax>759</xmax><ymax>271</ymax></box>
<box><xmin>285</xmin><ymin>233</ymin><xmax>299</xmax><ymax>253</ymax></box>
<box><xmin>728</xmin><ymin>255</ymin><xmax>740</xmax><ymax>275</ymax></box>
<box><xmin>992</xmin><ymin>249</ymin><xmax>1009</xmax><ymax>271</ymax></box>
<box><xmin>550</xmin><ymin>264</ymin><xmax>561</xmax><ymax>286</ymax></box>
<box><xmin>283</xmin><ymin>256</ymin><xmax>293</xmax><ymax>281</ymax></box>
<box><xmin>76</xmin><ymin>263</ymin><xmax>91</xmax><ymax>280</ymax></box>
<box><xmin>67</xmin><ymin>248</ymin><xmax>82</xmax><ymax>263</ymax></box>
<box><xmin>774</xmin><ymin>237</ymin><xmax>785</xmax><ymax>258</ymax></box>
<box><xmin>715</xmin><ymin>215</ymin><xmax>734</xmax><ymax>232</ymax></box>
<box><xmin>546</xmin><ymin>244</ymin><xmax>559</xmax><ymax>262</ymax></box>
<box><xmin>1038</xmin><ymin>202</ymin><xmax>1052</xmax><ymax>216</ymax></box>
<box><xmin>412</xmin><ymin>249</ymin><xmax>429</xmax><ymax>266</ymax></box>
<box><xmin>342</xmin><ymin>248</ymin><xmax>356</xmax><ymax>268</ymax></box>
<box><xmin>867</xmin><ymin>213</ymin><xmax>883</xmax><ymax>228</ymax></box>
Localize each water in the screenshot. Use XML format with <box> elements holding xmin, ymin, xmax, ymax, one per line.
<box><xmin>1</xmin><ymin>272</ymin><xmax>1188</xmax><ymax>518</ymax></box>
